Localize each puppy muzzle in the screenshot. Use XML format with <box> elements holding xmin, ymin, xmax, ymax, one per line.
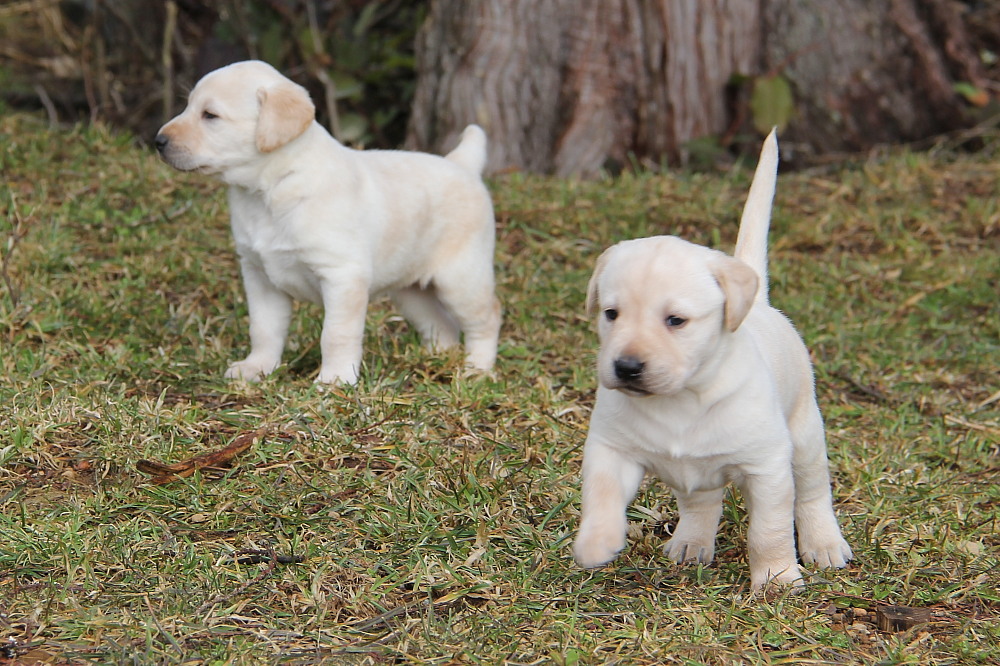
<box><xmin>154</xmin><ymin>133</ymin><xmax>170</xmax><ymax>155</ymax></box>
<box><xmin>154</xmin><ymin>133</ymin><xmax>184</xmax><ymax>169</ymax></box>
<box><xmin>608</xmin><ymin>356</ymin><xmax>653</xmax><ymax>396</ymax></box>
<box><xmin>154</xmin><ymin>134</ymin><xmax>204</xmax><ymax>173</ymax></box>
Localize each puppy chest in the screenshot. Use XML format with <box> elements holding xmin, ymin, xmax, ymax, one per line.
<box><xmin>612</xmin><ymin>420</ymin><xmax>775</xmax><ymax>494</ymax></box>
<box><xmin>244</xmin><ymin>246</ymin><xmax>323</xmax><ymax>304</ymax></box>
<box><xmin>645</xmin><ymin>456</ymin><xmax>738</xmax><ymax>495</ymax></box>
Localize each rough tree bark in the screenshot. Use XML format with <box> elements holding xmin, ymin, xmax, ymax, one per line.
<box><xmin>407</xmin><ymin>0</ymin><xmax>997</xmax><ymax>176</ymax></box>
<box><xmin>407</xmin><ymin>0</ymin><xmax>760</xmax><ymax>176</ymax></box>
<box><xmin>760</xmin><ymin>0</ymin><xmax>995</xmax><ymax>161</ymax></box>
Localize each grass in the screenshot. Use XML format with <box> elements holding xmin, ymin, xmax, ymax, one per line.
<box><xmin>1</xmin><ymin>111</ymin><xmax>998</xmax><ymax>664</ymax></box>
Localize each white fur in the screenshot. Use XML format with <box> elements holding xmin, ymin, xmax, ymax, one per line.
<box><xmin>573</xmin><ymin>131</ymin><xmax>852</xmax><ymax>590</ymax></box>
<box><xmin>156</xmin><ymin>61</ymin><xmax>501</xmax><ymax>384</ymax></box>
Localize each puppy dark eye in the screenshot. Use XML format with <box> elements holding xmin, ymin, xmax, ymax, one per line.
<box><xmin>665</xmin><ymin>315</ymin><xmax>687</xmax><ymax>328</ymax></box>
<box><xmin>202</xmin><ymin>110</ymin><xmax>219</xmax><ymax>120</ymax></box>
<box><xmin>604</xmin><ymin>308</ymin><xmax>618</xmax><ymax>322</ymax></box>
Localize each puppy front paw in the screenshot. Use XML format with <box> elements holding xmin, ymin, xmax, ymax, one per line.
<box><xmin>799</xmin><ymin>533</ymin><xmax>853</xmax><ymax>569</ymax></box>
<box><xmin>315</xmin><ymin>364</ymin><xmax>359</xmax><ymax>386</ymax></box>
<box><xmin>573</xmin><ymin>531</ymin><xmax>625</xmax><ymax>569</ymax></box>
<box><xmin>751</xmin><ymin>562</ymin><xmax>804</xmax><ymax>592</ymax></box>
<box><xmin>663</xmin><ymin>537</ymin><xmax>715</xmax><ymax>565</ymax></box>
<box><xmin>225</xmin><ymin>357</ymin><xmax>278</xmax><ymax>382</ymax></box>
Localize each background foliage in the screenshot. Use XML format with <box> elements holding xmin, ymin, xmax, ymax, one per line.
<box><xmin>0</xmin><ymin>0</ymin><xmax>426</xmax><ymax>146</ymax></box>
<box><xmin>2</xmin><ymin>0</ymin><xmax>1000</xmax><ymax>174</ymax></box>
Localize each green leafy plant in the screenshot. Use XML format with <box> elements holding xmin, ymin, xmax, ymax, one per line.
<box><xmin>751</xmin><ymin>73</ymin><xmax>795</xmax><ymax>134</ymax></box>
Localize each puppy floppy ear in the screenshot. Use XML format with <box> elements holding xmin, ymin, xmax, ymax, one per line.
<box><xmin>255</xmin><ymin>81</ymin><xmax>315</xmax><ymax>153</ymax></box>
<box><xmin>586</xmin><ymin>247</ymin><xmax>615</xmax><ymax>316</ymax></box>
<box><xmin>711</xmin><ymin>256</ymin><xmax>759</xmax><ymax>332</ymax></box>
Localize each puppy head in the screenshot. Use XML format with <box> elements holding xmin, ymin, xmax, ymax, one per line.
<box><xmin>155</xmin><ymin>60</ymin><xmax>315</xmax><ymax>175</ymax></box>
<box><xmin>587</xmin><ymin>236</ymin><xmax>758</xmax><ymax>396</ymax></box>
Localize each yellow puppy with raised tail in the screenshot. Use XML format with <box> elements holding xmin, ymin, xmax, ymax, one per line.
<box><xmin>573</xmin><ymin>131</ymin><xmax>852</xmax><ymax>590</ymax></box>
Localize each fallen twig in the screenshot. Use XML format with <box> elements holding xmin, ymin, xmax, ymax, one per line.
<box><xmin>136</xmin><ymin>430</ymin><xmax>262</xmax><ymax>484</ymax></box>
<box><xmin>229</xmin><ymin>550</ymin><xmax>305</xmax><ymax>566</ymax></box>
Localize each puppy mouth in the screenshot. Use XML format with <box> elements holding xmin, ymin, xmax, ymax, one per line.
<box><xmin>603</xmin><ymin>378</ymin><xmax>654</xmax><ymax>397</ymax></box>
<box><xmin>158</xmin><ymin>153</ymin><xmax>196</xmax><ymax>172</ymax></box>
<box><xmin>156</xmin><ymin>147</ymin><xmax>214</xmax><ymax>174</ymax></box>
<box><xmin>168</xmin><ymin>161</ymin><xmax>220</xmax><ymax>176</ymax></box>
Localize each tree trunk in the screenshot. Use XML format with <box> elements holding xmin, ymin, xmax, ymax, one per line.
<box><xmin>407</xmin><ymin>0</ymin><xmax>997</xmax><ymax>175</ymax></box>
<box><xmin>407</xmin><ymin>0</ymin><xmax>760</xmax><ymax>176</ymax></box>
<box><xmin>760</xmin><ymin>0</ymin><xmax>994</xmax><ymax>161</ymax></box>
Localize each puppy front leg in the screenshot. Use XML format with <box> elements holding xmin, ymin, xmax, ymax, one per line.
<box><xmin>742</xmin><ymin>471</ymin><xmax>802</xmax><ymax>590</ymax></box>
<box><xmin>664</xmin><ymin>488</ymin><xmax>725</xmax><ymax>565</ymax></box>
<box><xmin>316</xmin><ymin>277</ymin><xmax>369</xmax><ymax>385</ymax></box>
<box><xmin>226</xmin><ymin>260</ymin><xmax>292</xmax><ymax>381</ymax></box>
<box><xmin>573</xmin><ymin>439</ymin><xmax>645</xmax><ymax>568</ymax></box>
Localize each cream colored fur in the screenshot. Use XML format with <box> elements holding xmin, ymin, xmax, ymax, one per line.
<box><xmin>155</xmin><ymin>61</ymin><xmax>501</xmax><ymax>385</ymax></box>
<box><xmin>573</xmin><ymin>131</ymin><xmax>852</xmax><ymax>590</ymax></box>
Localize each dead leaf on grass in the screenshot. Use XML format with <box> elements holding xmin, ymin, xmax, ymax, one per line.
<box><xmin>135</xmin><ymin>430</ymin><xmax>262</xmax><ymax>484</ymax></box>
<box><xmin>5</xmin><ymin>647</ymin><xmax>58</xmax><ymax>665</ymax></box>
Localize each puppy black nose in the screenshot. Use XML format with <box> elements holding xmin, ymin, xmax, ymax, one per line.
<box><xmin>154</xmin><ymin>134</ymin><xmax>169</xmax><ymax>153</ymax></box>
<box><xmin>614</xmin><ymin>356</ymin><xmax>644</xmax><ymax>381</ymax></box>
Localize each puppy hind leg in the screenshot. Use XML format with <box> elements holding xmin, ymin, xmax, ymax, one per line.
<box><xmin>663</xmin><ymin>488</ymin><xmax>725</xmax><ymax>565</ymax></box>
<box><xmin>434</xmin><ymin>267</ymin><xmax>501</xmax><ymax>372</ymax></box>
<box><xmin>461</xmin><ymin>295</ymin><xmax>501</xmax><ymax>371</ymax></box>
<box><xmin>790</xmin><ymin>403</ymin><xmax>854</xmax><ymax>569</ymax></box>
<box><xmin>390</xmin><ymin>285</ymin><xmax>461</xmax><ymax>351</ymax></box>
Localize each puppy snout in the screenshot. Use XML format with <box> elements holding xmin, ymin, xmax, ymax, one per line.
<box><xmin>614</xmin><ymin>356</ymin><xmax>645</xmax><ymax>382</ymax></box>
<box><xmin>154</xmin><ymin>133</ymin><xmax>169</xmax><ymax>154</ymax></box>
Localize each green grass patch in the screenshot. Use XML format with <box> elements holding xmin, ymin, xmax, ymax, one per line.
<box><xmin>1</xmin><ymin>112</ymin><xmax>998</xmax><ymax>664</ymax></box>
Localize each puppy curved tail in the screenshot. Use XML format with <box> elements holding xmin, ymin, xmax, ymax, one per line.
<box><xmin>445</xmin><ymin>124</ymin><xmax>488</xmax><ymax>175</ymax></box>
<box><xmin>734</xmin><ymin>128</ymin><xmax>779</xmax><ymax>305</ymax></box>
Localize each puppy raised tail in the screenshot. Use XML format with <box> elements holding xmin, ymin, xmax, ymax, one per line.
<box><xmin>444</xmin><ymin>124</ymin><xmax>488</xmax><ymax>175</ymax></box>
<box><xmin>734</xmin><ymin>128</ymin><xmax>779</xmax><ymax>305</ymax></box>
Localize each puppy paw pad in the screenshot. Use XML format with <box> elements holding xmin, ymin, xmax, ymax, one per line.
<box><xmin>663</xmin><ymin>539</ymin><xmax>715</xmax><ymax>564</ymax></box>
<box><xmin>800</xmin><ymin>539</ymin><xmax>854</xmax><ymax>569</ymax></box>
<box><xmin>315</xmin><ymin>371</ymin><xmax>357</xmax><ymax>386</ymax></box>
<box><xmin>751</xmin><ymin>564</ymin><xmax>804</xmax><ymax>592</ymax></box>
<box><xmin>573</xmin><ymin>540</ymin><xmax>622</xmax><ymax>569</ymax></box>
<box><xmin>225</xmin><ymin>362</ymin><xmax>269</xmax><ymax>382</ymax></box>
